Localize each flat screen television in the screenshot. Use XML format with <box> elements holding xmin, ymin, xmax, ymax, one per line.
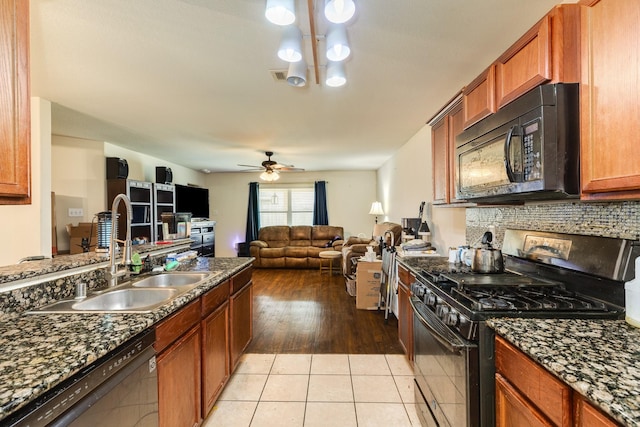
<box><xmin>175</xmin><ymin>184</ymin><xmax>209</xmax><ymax>219</ymax></box>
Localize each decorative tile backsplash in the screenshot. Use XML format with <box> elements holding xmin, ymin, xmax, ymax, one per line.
<box><xmin>466</xmin><ymin>200</ymin><xmax>640</xmax><ymax>248</ymax></box>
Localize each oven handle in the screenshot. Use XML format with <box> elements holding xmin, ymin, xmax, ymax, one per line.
<box><xmin>410</xmin><ymin>297</ymin><xmax>467</xmax><ymax>353</ymax></box>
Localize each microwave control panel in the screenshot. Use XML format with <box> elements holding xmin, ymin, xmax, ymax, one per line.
<box><xmin>522</xmin><ymin>121</ymin><xmax>541</xmax><ymax>181</ymax></box>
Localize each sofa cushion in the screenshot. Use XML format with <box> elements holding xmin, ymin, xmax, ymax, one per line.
<box><xmin>258</xmin><ymin>226</ymin><xmax>291</xmax><ymax>248</ymax></box>
<box><xmin>290</xmin><ymin>226</ymin><xmax>312</xmax><ymax>241</ymax></box>
<box><xmin>285</xmin><ymin>246</ymin><xmax>308</xmax><ymax>258</ymax></box>
<box><xmin>311</xmin><ymin>225</ymin><xmax>344</xmax><ymax>247</ymax></box>
<box><xmin>258</xmin><ymin>247</ymin><xmax>286</xmax><ymax>258</ymax></box>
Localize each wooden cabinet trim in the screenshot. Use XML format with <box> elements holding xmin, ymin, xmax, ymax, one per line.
<box><xmin>0</xmin><ymin>0</ymin><xmax>30</xmax><ymax>204</ymax></box>
<box><xmin>231</xmin><ymin>266</ymin><xmax>253</xmax><ymax>294</ymax></box>
<box><xmin>495</xmin><ymin>336</ymin><xmax>572</xmax><ymax>426</ymax></box>
<box><xmin>573</xmin><ymin>394</ymin><xmax>620</xmax><ymax>426</ymax></box>
<box><xmin>155</xmin><ymin>299</ymin><xmax>201</xmax><ymax>353</ymax></box>
<box><xmin>431</xmin><ymin>116</ymin><xmax>450</xmax><ymax>205</ymax></box>
<box><xmin>496</xmin><ymin>373</ymin><xmax>555</xmax><ymax>427</ymax></box>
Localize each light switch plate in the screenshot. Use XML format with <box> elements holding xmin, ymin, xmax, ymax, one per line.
<box><xmin>68</xmin><ymin>208</ymin><xmax>84</xmax><ymax>217</ymax></box>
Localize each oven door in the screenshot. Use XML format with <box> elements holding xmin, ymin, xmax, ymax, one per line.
<box><xmin>411</xmin><ymin>297</ymin><xmax>479</xmax><ymax>427</ymax></box>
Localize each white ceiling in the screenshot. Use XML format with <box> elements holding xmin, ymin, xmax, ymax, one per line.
<box><xmin>29</xmin><ymin>0</ymin><xmax>571</xmax><ymax>173</ymax></box>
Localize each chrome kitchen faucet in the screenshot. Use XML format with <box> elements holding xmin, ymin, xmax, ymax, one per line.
<box><xmin>106</xmin><ymin>194</ymin><xmax>133</xmax><ymax>287</ymax></box>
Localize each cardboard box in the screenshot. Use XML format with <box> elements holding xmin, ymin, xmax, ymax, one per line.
<box><xmin>356</xmin><ymin>260</ymin><xmax>382</xmax><ymax>309</ymax></box>
<box><xmin>67</xmin><ymin>223</ymin><xmax>97</xmax><ymax>254</ymax></box>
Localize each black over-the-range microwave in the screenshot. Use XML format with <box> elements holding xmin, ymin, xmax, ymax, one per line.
<box><xmin>455</xmin><ymin>83</ymin><xmax>580</xmax><ymax>203</ymax></box>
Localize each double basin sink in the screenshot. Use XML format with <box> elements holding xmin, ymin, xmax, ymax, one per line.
<box><xmin>30</xmin><ymin>272</ymin><xmax>216</xmax><ymax>314</ymax></box>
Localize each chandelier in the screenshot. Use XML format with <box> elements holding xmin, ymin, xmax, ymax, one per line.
<box><xmin>265</xmin><ymin>0</ymin><xmax>356</xmax><ymax>88</ymax></box>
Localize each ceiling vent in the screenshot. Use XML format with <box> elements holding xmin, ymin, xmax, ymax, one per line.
<box><xmin>269</xmin><ymin>69</ymin><xmax>288</xmax><ymax>82</ymax></box>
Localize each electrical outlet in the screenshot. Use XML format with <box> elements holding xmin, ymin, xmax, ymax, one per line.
<box><xmin>68</xmin><ymin>208</ymin><xmax>84</xmax><ymax>217</ymax></box>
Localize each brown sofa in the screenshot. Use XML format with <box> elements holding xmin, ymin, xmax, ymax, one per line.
<box><xmin>250</xmin><ymin>225</ymin><xmax>344</xmax><ymax>268</ymax></box>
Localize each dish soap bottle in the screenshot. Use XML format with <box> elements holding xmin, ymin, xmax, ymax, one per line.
<box><xmin>624</xmin><ymin>256</ymin><xmax>640</xmax><ymax>327</ymax></box>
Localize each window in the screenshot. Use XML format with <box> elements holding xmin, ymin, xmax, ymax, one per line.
<box><xmin>259</xmin><ymin>186</ymin><xmax>314</xmax><ymax>226</ymax></box>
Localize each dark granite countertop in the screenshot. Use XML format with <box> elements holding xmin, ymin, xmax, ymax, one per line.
<box><xmin>489</xmin><ymin>318</ymin><xmax>640</xmax><ymax>426</ymax></box>
<box><xmin>0</xmin><ymin>255</ymin><xmax>253</xmax><ymax>422</ymax></box>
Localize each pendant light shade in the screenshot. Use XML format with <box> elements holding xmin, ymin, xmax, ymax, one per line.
<box><xmin>260</xmin><ymin>170</ymin><xmax>280</xmax><ymax>181</ymax></box>
<box><xmin>265</xmin><ymin>0</ymin><xmax>296</xmax><ymax>26</ymax></box>
<box><xmin>287</xmin><ymin>59</ymin><xmax>307</xmax><ymax>87</ymax></box>
<box><xmin>326</xmin><ymin>25</ymin><xmax>350</xmax><ymax>62</ymax></box>
<box><xmin>326</xmin><ymin>61</ymin><xmax>346</xmax><ymax>87</ymax></box>
<box><xmin>324</xmin><ymin>0</ymin><xmax>356</xmax><ymax>24</ymax></box>
<box><xmin>277</xmin><ymin>25</ymin><xmax>303</xmax><ymax>62</ymax></box>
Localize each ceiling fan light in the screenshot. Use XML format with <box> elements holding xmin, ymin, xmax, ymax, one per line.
<box><xmin>260</xmin><ymin>170</ymin><xmax>280</xmax><ymax>181</ymax></box>
<box><xmin>277</xmin><ymin>25</ymin><xmax>303</xmax><ymax>62</ymax></box>
<box><xmin>326</xmin><ymin>25</ymin><xmax>350</xmax><ymax>62</ymax></box>
<box><xmin>324</xmin><ymin>0</ymin><xmax>355</xmax><ymax>24</ymax></box>
<box><xmin>287</xmin><ymin>60</ymin><xmax>307</xmax><ymax>87</ymax></box>
<box><xmin>326</xmin><ymin>60</ymin><xmax>346</xmax><ymax>87</ymax></box>
<box><xmin>265</xmin><ymin>0</ymin><xmax>296</xmax><ymax>26</ymax></box>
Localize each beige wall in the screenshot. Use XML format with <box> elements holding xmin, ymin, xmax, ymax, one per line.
<box><xmin>0</xmin><ymin>98</ymin><xmax>52</xmax><ymax>265</ymax></box>
<box><xmin>207</xmin><ymin>171</ymin><xmax>377</xmax><ymax>257</ymax></box>
<box><xmin>377</xmin><ymin>124</ymin><xmax>466</xmax><ymax>254</ymax></box>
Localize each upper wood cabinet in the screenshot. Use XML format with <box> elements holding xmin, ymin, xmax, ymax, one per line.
<box><xmin>463</xmin><ymin>66</ymin><xmax>496</xmax><ymax>129</ymax></box>
<box><xmin>430</xmin><ymin>95</ymin><xmax>466</xmax><ymax>205</ymax></box>
<box><xmin>0</xmin><ymin>0</ymin><xmax>31</xmax><ymax>204</ymax></box>
<box><xmin>579</xmin><ymin>0</ymin><xmax>640</xmax><ymax>200</ymax></box>
<box><xmin>462</xmin><ymin>4</ymin><xmax>580</xmax><ymax>130</ymax></box>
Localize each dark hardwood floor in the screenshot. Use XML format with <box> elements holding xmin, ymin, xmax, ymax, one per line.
<box><xmin>246</xmin><ymin>268</ymin><xmax>404</xmax><ymax>354</ymax></box>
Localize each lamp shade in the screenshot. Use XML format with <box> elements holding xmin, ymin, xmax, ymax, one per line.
<box><xmin>324</xmin><ymin>0</ymin><xmax>356</xmax><ymax>24</ymax></box>
<box><xmin>326</xmin><ymin>25</ymin><xmax>350</xmax><ymax>62</ymax></box>
<box><xmin>326</xmin><ymin>60</ymin><xmax>346</xmax><ymax>87</ymax></box>
<box><xmin>265</xmin><ymin>0</ymin><xmax>296</xmax><ymax>26</ymax></box>
<box><xmin>287</xmin><ymin>59</ymin><xmax>307</xmax><ymax>87</ymax></box>
<box><xmin>260</xmin><ymin>170</ymin><xmax>280</xmax><ymax>181</ymax></box>
<box><xmin>277</xmin><ymin>25</ymin><xmax>303</xmax><ymax>62</ymax></box>
<box><xmin>369</xmin><ymin>201</ymin><xmax>384</xmax><ymax>216</ymax></box>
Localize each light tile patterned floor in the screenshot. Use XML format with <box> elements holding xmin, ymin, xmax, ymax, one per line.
<box><xmin>203</xmin><ymin>353</ymin><xmax>421</xmax><ymax>427</ymax></box>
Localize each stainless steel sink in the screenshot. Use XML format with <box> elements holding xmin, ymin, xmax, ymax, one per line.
<box><xmin>132</xmin><ymin>272</ymin><xmax>211</xmax><ymax>288</ymax></box>
<box><xmin>28</xmin><ymin>271</ymin><xmax>215</xmax><ymax>314</ymax></box>
<box><xmin>71</xmin><ymin>288</ymin><xmax>178</xmax><ymax>311</ymax></box>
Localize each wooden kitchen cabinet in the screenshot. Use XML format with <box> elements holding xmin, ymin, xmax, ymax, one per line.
<box><xmin>430</xmin><ymin>95</ymin><xmax>466</xmax><ymax>205</ymax></box>
<box><xmin>495</xmin><ymin>336</ymin><xmax>572</xmax><ymax>427</ymax></box>
<box><xmin>0</xmin><ymin>0</ymin><xmax>30</xmax><ymax>204</ymax></box>
<box><xmin>579</xmin><ymin>0</ymin><xmax>640</xmax><ymax>200</ymax></box>
<box><xmin>574</xmin><ymin>394</ymin><xmax>620</xmax><ymax>427</ymax></box>
<box><xmin>397</xmin><ymin>263</ymin><xmax>414</xmax><ymax>360</ymax></box>
<box><xmin>463</xmin><ymin>66</ymin><xmax>496</xmax><ymax>129</ymax></box>
<box><xmin>462</xmin><ymin>4</ymin><xmax>580</xmax><ymax>130</ymax></box>
<box><xmin>156</xmin><ymin>299</ymin><xmax>202</xmax><ymax>427</ymax></box>
<box><xmin>230</xmin><ymin>267</ymin><xmax>253</xmax><ymax>371</ymax></box>
<box><xmin>201</xmin><ymin>280</ymin><xmax>230</xmax><ymax>416</ymax></box>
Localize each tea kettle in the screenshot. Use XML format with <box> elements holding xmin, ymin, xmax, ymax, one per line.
<box><xmin>471</xmin><ymin>231</ymin><xmax>504</xmax><ymax>273</ymax></box>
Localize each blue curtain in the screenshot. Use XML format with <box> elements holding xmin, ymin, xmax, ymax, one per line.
<box><xmin>313</xmin><ymin>181</ymin><xmax>329</xmax><ymax>225</ymax></box>
<box><xmin>245</xmin><ymin>182</ymin><xmax>260</xmax><ymax>243</ymax></box>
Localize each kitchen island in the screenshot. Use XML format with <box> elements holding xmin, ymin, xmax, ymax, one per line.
<box><xmin>0</xmin><ymin>246</ymin><xmax>253</xmax><ymax>424</ymax></box>
<box><xmin>489</xmin><ymin>318</ymin><xmax>640</xmax><ymax>426</ymax></box>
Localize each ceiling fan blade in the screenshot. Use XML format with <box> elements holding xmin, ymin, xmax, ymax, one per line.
<box><xmin>274</xmin><ymin>166</ymin><xmax>305</xmax><ymax>171</ymax></box>
<box><xmin>237</xmin><ymin>163</ymin><xmax>262</xmax><ymax>168</ymax></box>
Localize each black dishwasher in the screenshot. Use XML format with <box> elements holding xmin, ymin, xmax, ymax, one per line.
<box><xmin>6</xmin><ymin>329</ymin><xmax>158</xmax><ymax>427</ymax></box>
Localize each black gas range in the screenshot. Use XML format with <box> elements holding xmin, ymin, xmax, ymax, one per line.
<box><xmin>411</xmin><ymin>229</ymin><xmax>636</xmax><ymax>427</ymax></box>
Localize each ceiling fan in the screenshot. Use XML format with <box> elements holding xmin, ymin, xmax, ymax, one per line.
<box><xmin>238</xmin><ymin>151</ymin><xmax>304</xmax><ymax>181</ymax></box>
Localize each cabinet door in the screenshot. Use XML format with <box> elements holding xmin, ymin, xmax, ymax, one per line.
<box><xmin>397</xmin><ymin>279</ymin><xmax>413</xmax><ymax>360</ymax></box>
<box><xmin>463</xmin><ymin>66</ymin><xmax>496</xmax><ymax>129</ymax></box>
<box><xmin>157</xmin><ymin>325</ymin><xmax>202</xmax><ymax>427</ymax></box>
<box><xmin>574</xmin><ymin>395</ymin><xmax>620</xmax><ymax>427</ymax></box>
<box><xmin>448</xmin><ymin>102</ymin><xmax>465</xmax><ymax>203</ymax></box>
<box><xmin>496</xmin><ymin>373</ymin><xmax>554</xmax><ymax>427</ymax></box>
<box><xmin>431</xmin><ymin>116</ymin><xmax>449</xmax><ymax>205</ymax></box>
<box><xmin>230</xmin><ymin>281</ymin><xmax>253</xmax><ymax>371</ymax></box>
<box><xmin>495</xmin><ymin>15</ymin><xmax>551</xmax><ymax>109</ymax></box>
<box><xmin>580</xmin><ymin>0</ymin><xmax>640</xmax><ymax>200</ymax></box>
<box><xmin>0</xmin><ymin>0</ymin><xmax>30</xmax><ymax>204</ymax></box>
<box><xmin>202</xmin><ymin>302</ymin><xmax>229</xmax><ymax>416</ymax></box>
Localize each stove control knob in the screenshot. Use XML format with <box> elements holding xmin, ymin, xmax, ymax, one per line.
<box><xmin>436</xmin><ymin>304</ymin><xmax>449</xmax><ymax>319</ymax></box>
<box><xmin>447</xmin><ymin>309</ymin><xmax>459</xmax><ymax>327</ymax></box>
<box><xmin>425</xmin><ymin>290</ymin><xmax>436</xmax><ymax>307</ymax></box>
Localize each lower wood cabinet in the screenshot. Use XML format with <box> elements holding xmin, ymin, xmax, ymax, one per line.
<box><xmin>201</xmin><ymin>302</ymin><xmax>229</xmax><ymax>416</ymax></box>
<box><xmin>495</xmin><ymin>336</ymin><xmax>620</xmax><ymax>427</ymax></box>
<box><xmin>230</xmin><ymin>280</ymin><xmax>253</xmax><ymax>371</ymax></box>
<box><xmin>397</xmin><ymin>263</ymin><xmax>414</xmax><ymax>360</ymax></box>
<box><xmin>157</xmin><ymin>324</ymin><xmax>202</xmax><ymax>427</ymax></box>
